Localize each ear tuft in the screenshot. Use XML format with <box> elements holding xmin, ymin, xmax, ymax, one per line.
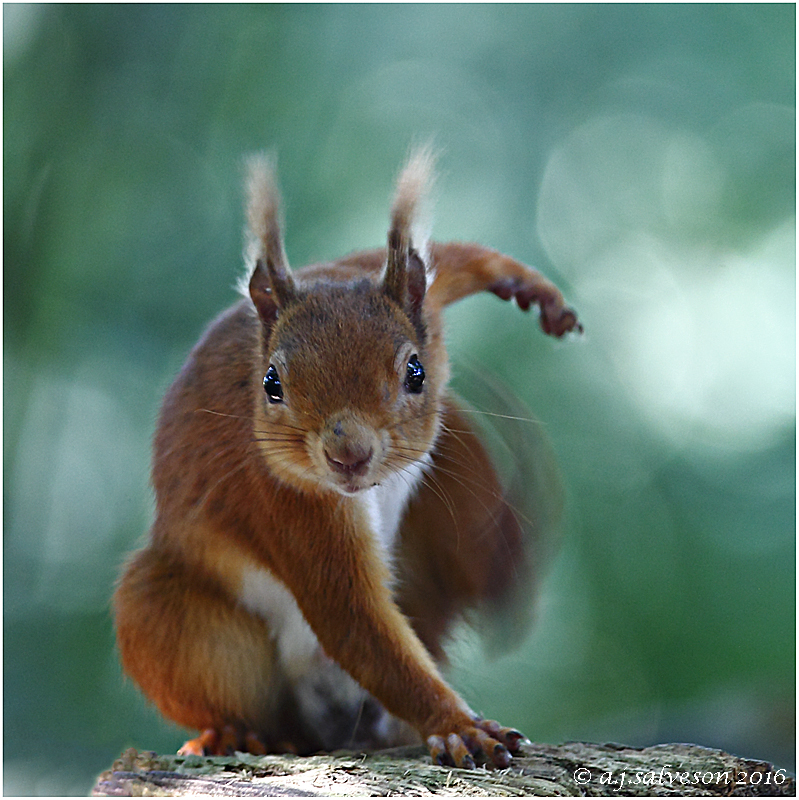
<box><xmin>241</xmin><ymin>153</ymin><xmax>297</xmax><ymax>321</ymax></box>
<box><xmin>382</xmin><ymin>144</ymin><xmax>437</xmax><ymax>332</ymax></box>
<box><xmin>390</xmin><ymin>143</ymin><xmax>436</xmax><ymax>249</ymax></box>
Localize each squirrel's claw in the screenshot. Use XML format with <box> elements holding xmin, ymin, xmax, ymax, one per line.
<box><xmin>477</xmin><ymin>719</ymin><xmax>526</xmax><ymax>753</ymax></box>
<box><xmin>427</xmin><ymin>733</ymin><xmax>475</xmax><ymax>769</ymax></box>
<box><xmin>427</xmin><ymin>718</ymin><xmax>525</xmax><ymax>769</ymax></box>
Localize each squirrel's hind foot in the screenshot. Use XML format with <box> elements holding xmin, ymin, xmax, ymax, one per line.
<box><xmin>178</xmin><ymin>725</ymin><xmax>274</xmax><ymax>757</ymax></box>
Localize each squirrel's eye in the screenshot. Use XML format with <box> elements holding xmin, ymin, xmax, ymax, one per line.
<box><xmin>263</xmin><ymin>365</ymin><xmax>283</xmax><ymax>403</ymax></box>
<box><xmin>404</xmin><ymin>354</ymin><xmax>425</xmax><ymax>394</ymax></box>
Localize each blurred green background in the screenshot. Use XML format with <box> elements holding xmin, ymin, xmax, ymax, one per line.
<box><xmin>4</xmin><ymin>4</ymin><xmax>795</xmax><ymax>795</ymax></box>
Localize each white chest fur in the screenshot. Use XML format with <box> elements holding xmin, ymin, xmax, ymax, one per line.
<box><xmin>356</xmin><ymin>453</ymin><xmax>430</xmax><ymax>561</ymax></box>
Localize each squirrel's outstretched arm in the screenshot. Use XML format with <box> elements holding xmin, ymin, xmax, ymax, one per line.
<box><xmin>427</xmin><ymin>242</ymin><xmax>582</xmax><ymax>337</ymax></box>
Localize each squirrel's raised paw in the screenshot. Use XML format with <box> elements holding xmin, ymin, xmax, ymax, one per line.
<box><xmin>178</xmin><ymin>725</ymin><xmax>268</xmax><ymax>756</ymax></box>
<box><xmin>426</xmin><ymin>718</ymin><xmax>526</xmax><ymax>769</ymax></box>
<box><xmin>488</xmin><ymin>276</ymin><xmax>582</xmax><ymax>338</ymax></box>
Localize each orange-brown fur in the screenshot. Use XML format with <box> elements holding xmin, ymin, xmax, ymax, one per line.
<box><xmin>114</xmin><ymin>147</ymin><xmax>580</xmax><ymax>767</ymax></box>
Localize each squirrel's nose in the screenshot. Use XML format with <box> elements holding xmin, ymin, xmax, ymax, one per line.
<box><xmin>325</xmin><ymin>443</ymin><xmax>373</xmax><ymax>477</ymax></box>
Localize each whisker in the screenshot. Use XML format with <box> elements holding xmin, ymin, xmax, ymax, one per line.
<box><xmin>195</xmin><ymin>408</ymin><xmax>250</xmax><ymax>420</ymax></box>
<box><xmin>454</xmin><ymin>407</ymin><xmax>546</xmax><ymax>426</ymax></box>
<box><xmin>388</xmin><ymin>450</ymin><xmax>495</xmax><ymax>545</ymax></box>
<box><xmin>347</xmin><ymin>695</ymin><xmax>368</xmax><ymax>750</ymax></box>
<box><xmin>253</xmin><ymin>421</ymin><xmax>310</xmax><ymax>434</ymax></box>
<box><xmin>392</xmin><ymin>434</ymin><xmax>541</xmax><ymax>554</ymax></box>
<box><xmin>418</xmin><ymin>471</ymin><xmax>462</xmax><ymax>546</ymax></box>
<box><xmin>382</xmin><ymin>453</ymin><xmax>463</xmax><ymax>549</ymax></box>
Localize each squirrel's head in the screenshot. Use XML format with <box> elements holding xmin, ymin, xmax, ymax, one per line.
<box><xmin>245</xmin><ymin>148</ymin><xmax>446</xmax><ymax>495</ymax></box>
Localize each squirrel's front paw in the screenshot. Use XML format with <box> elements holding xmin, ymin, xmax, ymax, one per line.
<box><xmin>426</xmin><ymin>718</ymin><xmax>526</xmax><ymax>769</ymax></box>
<box><xmin>488</xmin><ymin>277</ymin><xmax>582</xmax><ymax>338</ymax></box>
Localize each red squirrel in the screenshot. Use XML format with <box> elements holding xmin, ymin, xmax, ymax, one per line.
<box><xmin>114</xmin><ymin>146</ymin><xmax>581</xmax><ymax>769</ymax></box>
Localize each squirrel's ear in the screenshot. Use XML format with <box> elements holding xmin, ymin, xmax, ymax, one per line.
<box><xmin>384</xmin><ymin>231</ymin><xmax>426</xmax><ymax>331</ymax></box>
<box><xmin>244</xmin><ymin>153</ymin><xmax>297</xmax><ymax>323</ymax></box>
<box><xmin>382</xmin><ymin>145</ymin><xmax>435</xmax><ymax>332</ymax></box>
<box><xmin>249</xmin><ymin>253</ymin><xmax>297</xmax><ymax>315</ymax></box>
<box><xmin>249</xmin><ymin>259</ymin><xmax>289</xmax><ymax>324</ymax></box>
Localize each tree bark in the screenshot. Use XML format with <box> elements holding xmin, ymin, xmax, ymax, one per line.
<box><xmin>93</xmin><ymin>741</ymin><xmax>794</xmax><ymax>797</ymax></box>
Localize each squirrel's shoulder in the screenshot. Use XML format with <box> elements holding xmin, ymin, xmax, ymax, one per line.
<box><xmin>158</xmin><ymin>299</ymin><xmax>258</xmax><ymax>425</ymax></box>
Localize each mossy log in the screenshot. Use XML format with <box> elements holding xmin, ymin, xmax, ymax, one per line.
<box><xmin>93</xmin><ymin>741</ymin><xmax>794</xmax><ymax>797</ymax></box>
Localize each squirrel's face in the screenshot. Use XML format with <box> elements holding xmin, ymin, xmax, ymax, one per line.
<box><xmin>253</xmin><ymin>284</ymin><xmax>446</xmax><ymax>496</ymax></box>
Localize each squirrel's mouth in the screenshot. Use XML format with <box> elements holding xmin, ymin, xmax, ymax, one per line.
<box><xmin>326</xmin><ymin>472</ymin><xmax>384</xmax><ymax>496</ymax></box>
<box><xmin>332</xmin><ymin>478</ymin><xmax>371</xmax><ymax>496</ymax></box>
